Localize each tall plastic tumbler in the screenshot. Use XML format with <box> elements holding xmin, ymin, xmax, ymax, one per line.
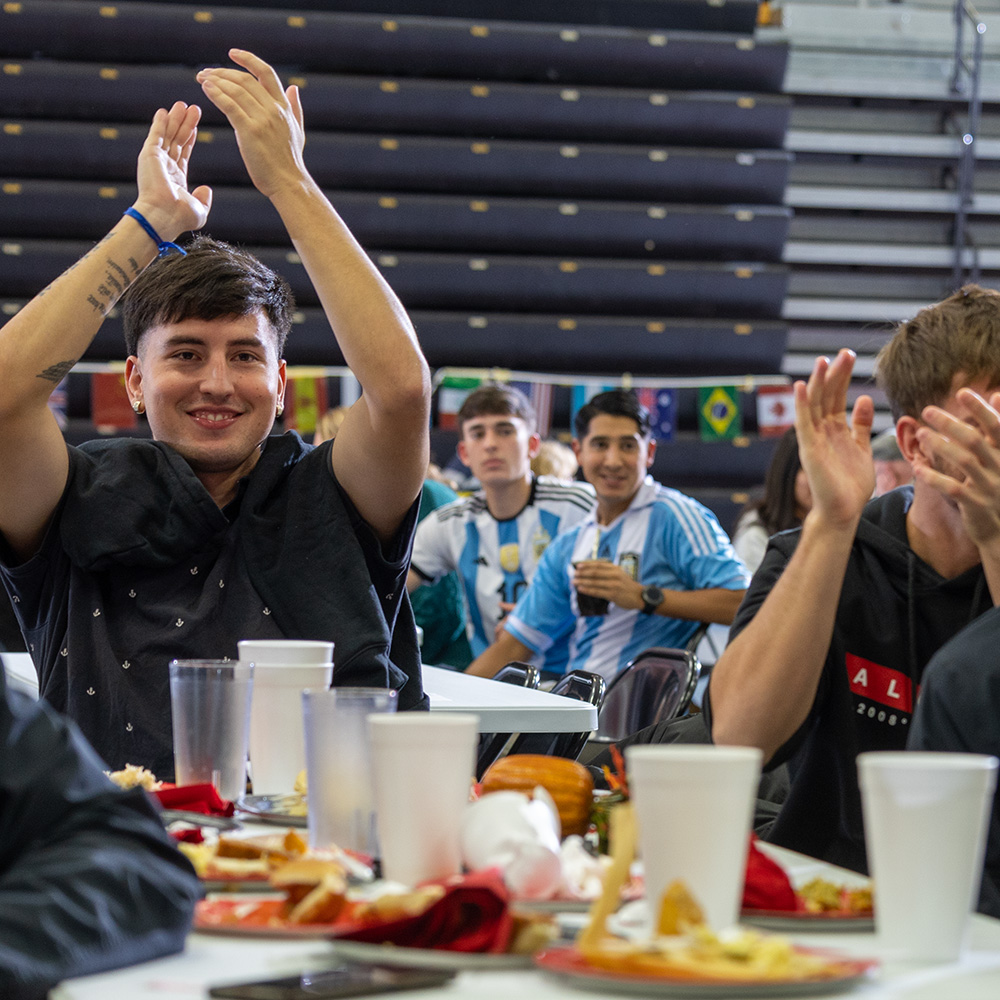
<box><xmin>169</xmin><ymin>659</ymin><xmax>253</xmax><ymax>802</ymax></box>
<box><xmin>302</xmin><ymin>687</ymin><xmax>398</xmax><ymax>855</ymax></box>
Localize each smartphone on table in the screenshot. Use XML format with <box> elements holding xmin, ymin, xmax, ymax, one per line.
<box><xmin>208</xmin><ymin>963</ymin><xmax>455</xmax><ymax>1000</ymax></box>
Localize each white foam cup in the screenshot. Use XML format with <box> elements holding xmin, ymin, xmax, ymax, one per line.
<box><xmin>238</xmin><ymin>640</ymin><xmax>334</xmax><ymax>796</ymax></box>
<box><xmin>369</xmin><ymin>713</ymin><xmax>479</xmax><ymax>885</ymax></box>
<box><xmin>858</xmin><ymin>750</ymin><xmax>998</xmax><ymax>963</ymax></box>
<box><xmin>626</xmin><ymin>744</ymin><xmax>762</xmax><ymax>931</ymax></box>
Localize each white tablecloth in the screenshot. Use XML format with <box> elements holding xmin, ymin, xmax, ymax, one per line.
<box><xmin>53</xmin><ymin>842</ymin><xmax>1000</xmax><ymax>999</ymax></box>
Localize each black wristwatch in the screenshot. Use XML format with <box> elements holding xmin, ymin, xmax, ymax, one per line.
<box><xmin>640</xmin><ymin>585</ymin><xmax>664</xmax><ymax>615</ymax></box>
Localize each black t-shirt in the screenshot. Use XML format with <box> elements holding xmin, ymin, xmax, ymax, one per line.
<box><xmin>0</xmin><ymin>434</ymin><xmax>420</xmax><ymax>776</ymax></box>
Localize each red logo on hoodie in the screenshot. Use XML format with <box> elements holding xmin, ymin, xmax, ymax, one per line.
<box><xmin>845</xmin><ymin>653</ymin><xmax>914</xmax><ymax>713</ymax></box>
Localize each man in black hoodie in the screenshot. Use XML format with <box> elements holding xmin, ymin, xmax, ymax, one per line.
<box><xmin>708</xmin><ymin>285</ymin><xmax>1000</xmax><ymax>874</ymax></box>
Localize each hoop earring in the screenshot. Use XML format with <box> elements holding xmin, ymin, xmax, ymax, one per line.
<box><xmin>276</xmin><ymin>401</ymin><xmax>284</xmax><ymax>418</ymax></box>
<box><xmin>131</xmin><ymin>398</ymin><xmax>144</xmax><ymax>414</ymax></box>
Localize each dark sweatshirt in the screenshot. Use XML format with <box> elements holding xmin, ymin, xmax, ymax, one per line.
<box><xmin>707</xmin><ymin>486</ymin><xmax>993</xmax><ymax>873</ymax></box>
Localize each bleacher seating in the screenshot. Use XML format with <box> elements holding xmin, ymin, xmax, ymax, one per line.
<box><xmin>0</xmin><ymin>0</ymin><xmax>793</xmax><ymax>507</ymax></box>
<box><xmin>765</xmin><ymin>0</ymin><xmax>1000</xmax><ymax>431</ymax></box>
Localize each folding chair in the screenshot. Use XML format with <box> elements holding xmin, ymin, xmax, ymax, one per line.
<box><xmin>592</xmin><ymin>646</ymin><xmax>702</xmax><ymax>744</ymax></box>
<box><xmin>474</xmin><ymin>661</ymin><xmax>541</xmax><ymax>779</ymax></box>
<box><xmin>502</xmin><ymin>669</ymin><xmax>606</xmax><ymax>762</ymax></box>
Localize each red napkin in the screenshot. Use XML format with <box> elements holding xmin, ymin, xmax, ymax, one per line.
<box><xmin>154</xmin><ymin>783</ymin><xmax>235</xmax><ymax>817</ymax></box>
<box><xmin>334</xmin><ymin>868</ymin><xmax>513</xmax><ymax>953</ymax></box>
<box><xmin>741</xmin><ymin>834</ymin><xmax>798</xmax><ymax>912</ymax></box>
<box><xmin>171</xmin><ymin>827</ymin><xmax>205</xmax><ymax>845</ymax></box>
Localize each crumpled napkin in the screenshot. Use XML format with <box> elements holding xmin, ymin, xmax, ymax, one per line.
<box><xmin>558</xmin><ymin>835</ymin><xmax>612</xmax><ymax>900</ymax></box>
<box><xmin>741</xmin><ymin>835</ymin><xmax>798</xmax><ymax>912</ymax></box>
<box><xmin>154</xmin><ymin>783</ymin><xmax>235</xmax><ymax>817</ymax></box>
<box><xmin>334</xmin><ymin>868</ymin><xmax>513</xmax><ymax>952</ymax></box>
<box><xmin>460</xmin><ymin>789</ymin><xmax>563</xmax><ymax>899</ymax></box>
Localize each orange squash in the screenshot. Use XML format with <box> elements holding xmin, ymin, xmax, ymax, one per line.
<box><xmin>480</xmin><ymin>754</ymin><xmax>594</xmax><ymax>837</ymax></box>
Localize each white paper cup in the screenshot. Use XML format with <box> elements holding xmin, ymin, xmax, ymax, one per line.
<box><xmin>169</xmin><ymin>659</ymin><xmax>253</xmax><ymax>802</ymax></box>
<box><xmin>237</xmin><ymin>639</ymin><xmax>334</xmax><ymax>665</ymax></box>
<box><xmin>369</xmin><ymin>713</ymin><xmax>478</xmax><ymax>885</ymax></box>
<box><xmin>626</xmin><ymin>744</ymin><xmax>762</xmax><ymax>931</ymax></box>
<box><xmin>244</xmin><ymin>663</ymin><xmax>333</xmax><ymax>796</ymax></box>
<box><xmin>859</xmin><ymin>750</ymin><xmax>998</xmax><ymax>963</ymax></box>
<box><xmin>302</xmin><ymin>687</ymin><xmax>398</xmax><ymax>855</ymax></box>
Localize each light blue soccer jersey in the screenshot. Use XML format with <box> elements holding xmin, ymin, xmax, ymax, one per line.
<box><xmin>505</xmin><ymin>477</ymin><xmax>750</xmax><ymax>681</ymax></box>
<box><xmin>410</xmin><ymin>476</ymin><xmax>596</xmax><ymax>667</ymax></box>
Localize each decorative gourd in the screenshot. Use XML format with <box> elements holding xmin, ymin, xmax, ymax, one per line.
<box><xmin>480</xmin><ymin>754</ymin><xmax>594</xmax><ymax>837</ymax></box>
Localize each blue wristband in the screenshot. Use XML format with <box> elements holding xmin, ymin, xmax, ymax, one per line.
<box><xmin>123</xmin><ymin>207</ymin><xmax>187</xmax><ymax>257</ymax></box>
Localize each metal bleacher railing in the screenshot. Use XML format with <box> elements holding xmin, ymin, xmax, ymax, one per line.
<box><xmin>951</xmin><ymin>0</ymin><xmax>988</xmax><ymax>288</ymax></box>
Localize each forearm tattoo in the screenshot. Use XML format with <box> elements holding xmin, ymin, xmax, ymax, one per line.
<box><xmin>32</xmin><ymin>235</ymin><xmax>141</xmax><ymax>382</ymax></box>
<box><xmin>37</xmin><ymin>360</ymin><xmax>77</xmax><ymax>384</ymax></box>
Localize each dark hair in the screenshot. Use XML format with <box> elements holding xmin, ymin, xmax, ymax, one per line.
<box><xmin>876</xmin><ymin>284</ymin><xmax>1000</xmax><ymax>421</ymax></box>
<box><xmin>120</xmin><ymin>235</ymin><xmax>294</xmax><ymax>357</ymax></box>
<box><xmin>740</xmin><ymin>427</ymin><xmax>804</xmax><ymax>536</ymax></box>
<box><xmin>574</xmin><ymin>388</ymin><xmax>651</xmax><ymax>440</ymax></box>
<box><xmin>457</xmin><ymin>383</ymin><xmax>536</xmax><ymax>435</ymax></box>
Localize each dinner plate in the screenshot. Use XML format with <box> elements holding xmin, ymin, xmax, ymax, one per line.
<box><xmin>740</xmin><ymin>909</ymin><xmax>875</xmax><ymax>933</ymax></box>
<box><xmin>194</xmin><ymin>898</ymin><xmax>535</xmax><ymax>968</ymax></box>
<box><xmin>236</xmin><ymin>793</ymin><xmax>308</xmax><ymax>828</ymax></box>
<box><xmin>195</xmin><ymin>898</ymin><xmax>332</xmax><ymax>938</ymax></box>
<box><xmin>200</xmin><ymin>875</ymin><xmax>276</xmax><ymax>894</ymax></box>
<box><xmin>326</xmin><ymin>938</ymin><xmax>534</xmax><ymax>971</ymax></box>
<box><xmin>534</xmin><ymin>946</ymin><xmax>877</xmax><ymax>998</ymax></box>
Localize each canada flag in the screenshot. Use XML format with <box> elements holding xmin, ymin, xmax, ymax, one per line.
<box><xmin>756</xmin><ymin>384</ymin><xmax>795</xmax><ymax>438</ymax></box>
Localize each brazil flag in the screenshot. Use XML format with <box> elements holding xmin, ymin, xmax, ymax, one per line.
<box><xmin>697</xmin><ymin>385</ymin><xmax>742</xmax><ymax>441</ymax></box>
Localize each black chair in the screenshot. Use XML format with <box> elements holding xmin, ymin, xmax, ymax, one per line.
<box><xmin>593</xmin><ymin>646</ymin><xmax>702</xmax><ymax>743</ymax></box>
<box><xmin>475</xmin><ymin>661</ymin><xmax>541</xmax><ymax>779</ymax></box>
<box><xmin>502</xmin><ymin>669</ymin><xmax>607</xmax><ymax>763</ymax></box>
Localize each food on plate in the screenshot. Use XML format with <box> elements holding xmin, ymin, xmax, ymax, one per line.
<box><xmin>797</xmin><ymin>877</ymin><xmax>874</xmax><ymax>914</ymax></box>
<box><xmin>351</xmin><ymin>884</ymin><xmax>446</xmax><ymax>922</ymax></box>
<box><xmin>574</xmin><ymin>803</ymin><xmax>866</xmax><ymax>984</ymax></box>
<box><xmin>219</xmin><ymin>828</ymin><xmax>308</xmax><ymax>859</ymax></box>
<box><xmin>657</xmin><ymin>879</ymin><xmax>705</xmax><ymax>936</ymax></box>
<box><xmin>105</xmin><ymin>763</ymin><xmax>162</xmax><ymax>790</ymax></box>
<box><xmin>179</xmin><ymin>828</ymin><xmax>308</xmax><ymax>880</ymax></box>
<box><xmin>271</xmin><ymin>857</ymin><xmax>349</xmax><ymax>924</ymax></box>
<box><xmin>509</xmin><ymin>909</ymin><xmax>559</xmax><ymax>954</ymax></box>
<box><xmin>294</xmin><ymin>770</ymin><xmax>308</xmax><ymax>795</ymax></box>
<box><xmin>480</xmin><ymin>754</ymin><xmax>595</xmax><ymax>837</ymax></box>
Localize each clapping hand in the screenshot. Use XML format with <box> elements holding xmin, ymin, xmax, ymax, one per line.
<box><xmin>197</xmin><ymin>48</ymin><xmax>307</xmax><ymax>201</ymax></box>
<box><xmin>916</xmin><ymin>387</ymin><xmax>1000</xmax><ymax>548</ymax></box>
<box><xmin>134</xmin><ymin>101</ymin><xmax>212</xmax><ymax>240</ymax></box>
<box><xmin>794</xmin><ymin>349</ymin><xmax>875</xmax><ymax>532</ymax></box>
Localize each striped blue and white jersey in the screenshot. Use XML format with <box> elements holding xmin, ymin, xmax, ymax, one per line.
<box><xmin>410</xmin><ymin>475</ymin><xmax>596</xmax><ymax>664</ymax></box>
<box><xmin>505</xmin><ymin>477</ymin><xmax>750</xmax><ymax>681</ymax></box>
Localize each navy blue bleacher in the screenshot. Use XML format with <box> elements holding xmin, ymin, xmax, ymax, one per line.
<box><xmin>0</xmin><ymin>0</ymin><xmax>793</xmax><ymax>490</ymax></box>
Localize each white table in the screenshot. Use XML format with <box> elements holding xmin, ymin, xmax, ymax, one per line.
<box><xmin>53</xmin><ymin>843</ymin><xmax>1000</xmax><ymax>1000</ymax></box>
<box><xmin>1</xmin><ymin>657</ymin><xmax>598</xmax><ymax>735</ymax></box>
<box><xmin>423</xmin><ymin>664</ymin><xmax>598</xmax><ymax>734</ymax></box>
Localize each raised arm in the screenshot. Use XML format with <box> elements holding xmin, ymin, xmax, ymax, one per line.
<box><xmin>708</xmin><ymin>350</ymin><xmax>875</xmax><ymax>762</ymax></box>
<box><xmin>0</xmin><ymin>103</ymin><xmax>211</xmax><ymax>562</ymax></box>
<box><xmin>197</xmin><ymin>50</ymin><xmax>430</xmax><ymax>544</ymax></box>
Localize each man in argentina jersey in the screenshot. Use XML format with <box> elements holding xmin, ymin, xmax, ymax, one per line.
<box><xmin>466</xmin><ymin>390</ymin><xmax>749</xmax><ymax>682</ymax></box>
<box><xmin>408</xmin><ymin>384</ymin><xmax>595</xmax><ymax>669</ymax></box>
